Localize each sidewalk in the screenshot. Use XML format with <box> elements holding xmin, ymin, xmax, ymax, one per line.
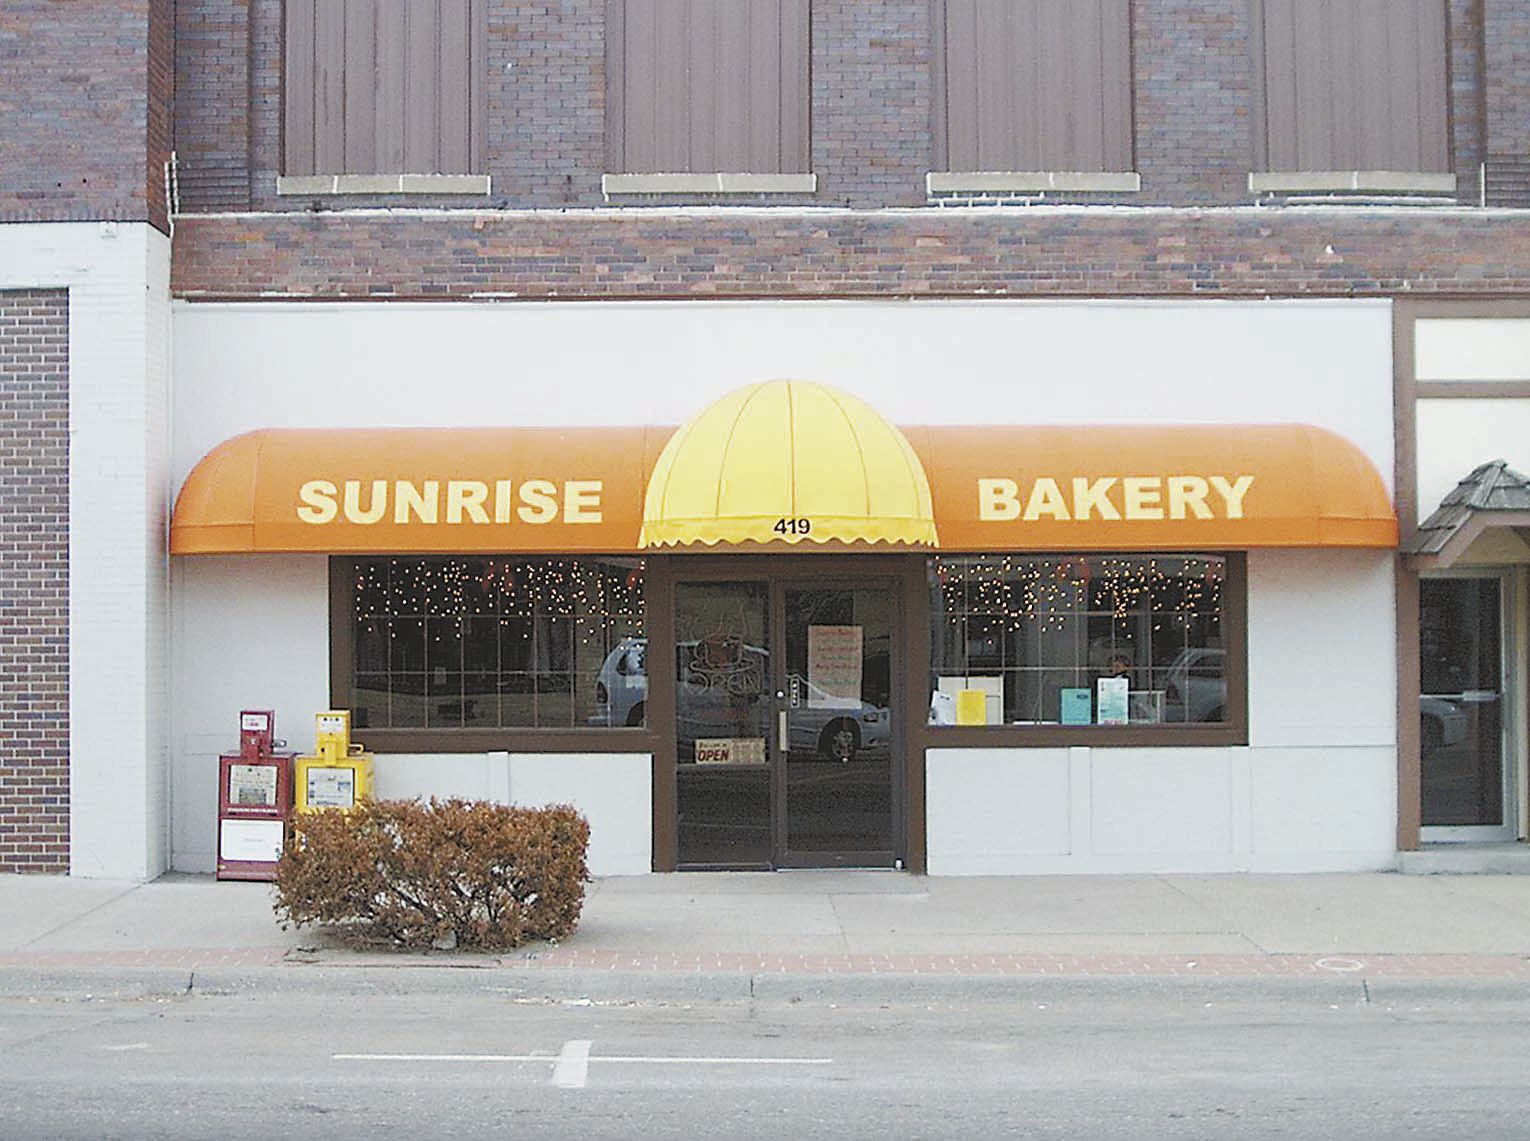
<box><xmin>5</xmin><ymin>871</ymin><xmax>1530</xmax><ymax>1000</ymax></box>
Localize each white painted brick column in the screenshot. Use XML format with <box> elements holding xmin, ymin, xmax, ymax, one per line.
<box><xmin>0</xmin><ymin>222</ymin><xmax>172</xmax><ymax>879</ymax></box>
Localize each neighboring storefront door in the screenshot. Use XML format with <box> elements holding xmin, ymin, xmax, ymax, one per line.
<box><xmin>1420</xmin><ymin>573</ymin><xmax>1516</xmax><ymax>841</ymax></box>
<box><xmin>672</xmin><ymin>575</ymin><xmax>901</xmax><ymax>869</ymax></box>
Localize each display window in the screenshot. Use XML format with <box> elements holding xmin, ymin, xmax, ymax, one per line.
<box><xmin>338</xmin><ymin>556</ymin><xmax>646</xmax><ymax>735</ymax></box>
<box><xmin>925</xmin><ymin>553</ymin><xmax>1247</xmax><ymax>744</ymax></box>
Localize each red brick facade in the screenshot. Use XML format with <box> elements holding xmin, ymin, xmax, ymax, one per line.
<box><xmin>0</xmin><ymin>1</ymin><xmax>167</xmax><ymax>230</ymax></box>
<box><xmin>171</xmin><ymin>209</ymin><xmax>1530</xmax><ymax>302</ymax></box>
<box><xmin>0</xmin><ymin>290</ymin><xmax>70</xmax><ymax>874</ymax></box>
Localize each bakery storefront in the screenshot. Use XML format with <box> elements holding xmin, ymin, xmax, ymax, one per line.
<box><xmin>168</xmin><ymin>300</ymin><xmax>1402</xmax><ymax>876</ymax></box>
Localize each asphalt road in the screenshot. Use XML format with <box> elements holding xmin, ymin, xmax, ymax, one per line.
<box><xmin>3</xmin><ymin>983</ymin><xmax>1529</xmax><ymax>1139</ymax></box>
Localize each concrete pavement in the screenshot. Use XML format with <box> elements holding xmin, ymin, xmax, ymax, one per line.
<box><xmin>5</xmin><ymin>870</ymin><xmax>1530</xmax><ymax>999</ymax></box>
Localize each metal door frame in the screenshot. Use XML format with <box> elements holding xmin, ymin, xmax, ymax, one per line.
<box><xmin>654</xmin><ymin>554</ymin><xmax>920</xmax><ymax>871</ymax></box>
<box><xmin>1419</xmin><ymin>566</ymin><xmax>1519</xmax><ymax>844</ymax></box>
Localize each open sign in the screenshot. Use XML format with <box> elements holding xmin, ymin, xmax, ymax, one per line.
<box><xmin>694</xmin><ymin>738</ymin><xmax>765</xmax><ymax>765</ymax></box>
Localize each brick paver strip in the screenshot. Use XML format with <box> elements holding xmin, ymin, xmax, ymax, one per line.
<box><xmin>2</xmin><ymin>948</ymin><xmax>1530</xmax><ymax>980</ymax></box>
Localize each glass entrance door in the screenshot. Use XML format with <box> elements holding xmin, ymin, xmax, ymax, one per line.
<box><xmin>1420</xmin><ymin>574</ymin><xmax>1513</xmax><ymax>839</ymax></box>
<box><xmin>780</xmin><ymin>587</ymin><xmax>896</xmax><ymax>866</ymax></box>
<box><xmin>672</xmin><ymin>577</ymin><xmax>899</xmax><ymax>869</ymax></box>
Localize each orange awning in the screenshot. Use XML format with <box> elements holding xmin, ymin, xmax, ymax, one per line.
<box><xmin>170</xmin><ymin>422</ymin><xmax>1396</xmax><ymax>555</ymax></box>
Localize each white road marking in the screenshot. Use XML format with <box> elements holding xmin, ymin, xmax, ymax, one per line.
<box><xmin>552</xmin><ymin>1039</ymin><xmax>592</xmax><ymax>1089</ymax></box>
<box><xmin>101</xmin><ymin>1043</ymin><xmax>151</xmax><ymax>1052</ymax></box>
<box><xmin>333</xmin><ymin>1047</ymin><xmax>835</xmax><ymax>1086</ymax></box>
<box><xmin>592</xmin><ymin>1057</ymin><xmax>833</xmax><ymax>1065</ymax></box>
<box><xmin>333</xmin><ymin>1054</ymin><xmax>548</xmax><ymax>1062</ymax></box>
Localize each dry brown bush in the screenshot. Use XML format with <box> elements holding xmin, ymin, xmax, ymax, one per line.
<box><xmin>273</xmin><ymin>798</ymin><xmax>590</xmax><ymax>951</ymax></box>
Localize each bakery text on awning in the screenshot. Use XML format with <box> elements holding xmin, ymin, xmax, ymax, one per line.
<box><xmin>170</xmin><ymin>380</ymin><xmax>1397</xmax><ymax>555</ymax></box>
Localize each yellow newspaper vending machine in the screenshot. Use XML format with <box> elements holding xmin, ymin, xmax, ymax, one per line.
<box><xmin>294</xmin><ymin>710</ymin><xmax>374</xmax><ymax>812</ymax></box>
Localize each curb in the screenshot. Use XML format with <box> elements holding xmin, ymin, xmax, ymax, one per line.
<box><xmin>4</xmin><ymin>962</ymin><xmax>1530</xmax><ymax>1008</ymax></box>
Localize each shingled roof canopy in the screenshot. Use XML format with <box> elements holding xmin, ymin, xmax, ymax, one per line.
<box><xmin>1409</xmin><ymin>460</ymin><xmax>1530</xmax><ymax>567</ymax></box>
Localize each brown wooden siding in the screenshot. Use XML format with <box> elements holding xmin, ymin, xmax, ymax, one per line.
<box><xmin>607</xmin><ymin>0</ymin><xmax>810</xmax><ymax>174</ymax></box>
<box><xmin>933</xmin><ymin>0</ymin><xmax>1133</xmax><ymax>173</ymax></box>
<box><xmin>1254</xmin><ymin>0</ymin><xmax>1449</xmax><ymax>172</ymax></box>
<box><xmin>283</xmin><ymin>0</ymin><xmax>487</xmax><ymax>176</ymax></box>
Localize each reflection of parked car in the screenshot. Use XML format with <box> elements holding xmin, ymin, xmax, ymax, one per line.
<box><xmin>786</xmin><ymin>673</ymin><xmax>891</xmax><ymax>761</ymax></box>
<box><xmin>1161</xmin><ymin>647</ymin><xmax>1226</xmax><ymax>723</ymax></box>
<box><xmin>590</xmin><ymin>638</ymin><xmax>891</xmax><ymax>760</ymax></box>
<box><xmin>590</xmin><ymin>636</ymin><xmax>648</xmax><ymax>727</ymax></box>
<box><xmin>1420</xmin><ymin>696</ymin><xmax>1469</xmax><ymax>750</ymax></box>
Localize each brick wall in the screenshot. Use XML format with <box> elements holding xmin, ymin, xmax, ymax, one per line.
<box><xmin>148</xmin><ymin>0</ymin><xmax>175</xmax><ymax>230</ymax></box>
<box><xmin>174</xmin><ymin>0</ymin><xmax>250</xmax><ymax>212</ymax></box>
<box><xmin>1132</xmin><ymin>0</ymin><xmax>1253</xmax><ymax>205</ymax></box>
<box><xmin>812</xmin><ymin>2</ymin><xmax>931</xmax><ymax>208</ymax></box>
<box><xmin>0</xmin><ymin>1</ymin><xmax>159</xmax><ymax>226</ymax></box>
<box><xmin>0</xmin><ymin>290</ymin><xmax>70</xmax><ymax>874</ymax></box>
<box><xmin>172</xmin><ymin>209</ymin><xmax>1530</xmax><ymax>300</ymax></box>
<box><xmin>489</xmin><ymin>0</ymin><xmax>606</xmax><ymax>208</ymax></box>
<box><xmin>1485</xmin><ymin>0</ymin><xmax>1530</xmax><ymax>205</ymax></box>
<box><xmin>177</xmin><ymin>0</ymin><xmax>1508</xmax><ymax>214</ymax></box>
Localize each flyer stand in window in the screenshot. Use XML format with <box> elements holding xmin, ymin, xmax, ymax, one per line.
<box><xmin>216</xmin><ymin>710</ymin><xmax>296</xmax><ymax>881</ymax></box>
<box><xmin>294</xmin><ymin>710</ymin><xmax>375</xmax><ymax>814</ymax></box>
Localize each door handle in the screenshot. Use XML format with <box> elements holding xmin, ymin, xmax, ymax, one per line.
<box><xmin>778</xmin><ymin>710</ymin><xmax>787</xmax><ymax>752</ymax></box>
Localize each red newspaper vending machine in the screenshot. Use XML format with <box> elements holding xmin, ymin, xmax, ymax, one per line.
<box><xmin>216</xmin><ymin>710</ymin><xmax>295</xmax><ymax>881</ymax></box>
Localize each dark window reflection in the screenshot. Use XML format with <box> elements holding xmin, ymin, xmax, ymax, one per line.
<box><xmin>347</xmin><ymin>558</ymin><xmax>645</xmax><ymax>730</ymax></box>
<box><xmin>928</xmin><ymin>554</ymin><xmax>1228</xmax><ymax>726</ymax></box>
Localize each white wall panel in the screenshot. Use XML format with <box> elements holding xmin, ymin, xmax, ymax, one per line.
<box><xmin>926</xmin><ymin>748</ymin><xmax>1071</xmax><ymax>874</ymax></box>
<box><xmin>1247</xmin><ymin>549</ymin><xmax>1396</xmax><ymax>748</ymax></box>
<box><xmin>1249</xmin><ymin>746</ymin><xmax>1395</xmax><ymax>864</ymax></box>
<box><xmin>1090</xmin><ymin>749</ymin><xmax>1234</xmax><ymax>856</ymax></box>
<box><xmin>926</xmin><ymin>744</ymin><xmax>1394</xmax><ymax>874</ymax></box>
<box><xmin>1416</xmin><ymin>398</ymin><xmax>1530</xmax><ymax>517</ymax></box>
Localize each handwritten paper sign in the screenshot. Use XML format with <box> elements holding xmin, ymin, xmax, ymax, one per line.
<box><xmin>807</xmin><ymin>625</ymin><xmax>863</xmax><ymax>709</ymax></box>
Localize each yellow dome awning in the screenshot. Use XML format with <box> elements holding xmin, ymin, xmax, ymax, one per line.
<box><xmin>638</xmin><ymin>380</ymin><xmax>940</xmax><ymax>549</ymax></box>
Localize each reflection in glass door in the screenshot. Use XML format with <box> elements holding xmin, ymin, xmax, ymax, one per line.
<box><xmin>672</xmin><ymin>577</ymin><xmax>899</xmax><ymax>869</ymax></box>
<box><xmin>1420</xmin><ymin>575</ymin><xmax>1511</xmax><ymax>836</ymax></box>
<box><xmin>674</xmin><ymin>583</ymin><xmax>772</xmax><ymax>867</ymax></box>
<box><xmin>781</xmin><ymin>587</ymin><xmax>895</xmax><ymax>865</ymax></box>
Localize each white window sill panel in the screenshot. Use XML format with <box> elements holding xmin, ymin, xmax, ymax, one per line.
<box><xmin>1249</xmin><ymin>171</ymin><xmax>1456</xmax><ymax>194</ymax></box>
<box><xmin>601</xmin><ymin>173</ymin><xmax>817</xmax><ymax>197</ymax></box>
<box><xmin>927</xmin><ymin>171</ymin><xmax>1142</xmax><ymax>194</ymax></box>
<box><xmin>277</xmin><ymin>174</ymin><xmax>492</xmax><ymax>196</ymax></box>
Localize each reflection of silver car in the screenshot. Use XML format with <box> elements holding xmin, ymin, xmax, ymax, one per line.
<box><xmin>591</xmin><ymin>638</ymin><xmax>891</xmax><ymax>760</ymax></box>
<box><xmin>591</xmin><ymin>636</ymin><xmax>648</xmax><ymax>727</ymax></box>
<box><xmin>785</xmin><ymin>672</ymin><xmax>891</xmax><ymax>761</ymax></box>
<box><xmin>1162</xmin><ymin>648</ymin><xmax>1226</xmax><ymax>723</ymax></box>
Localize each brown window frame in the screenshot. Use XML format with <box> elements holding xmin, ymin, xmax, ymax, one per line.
<box><xmin>915</xmin><ymin>552</ymin><xmax>1248</xmax><ymax>750</ymax></box>
<box><xmin>329</xmin><ymin>556</ymin><xmax>659</xmax><ymax>755</ymax></box>
<box><xmin>930</xmin><ymin>0</ymin><xmax>1136</xmax><ymax>175</ymax></box>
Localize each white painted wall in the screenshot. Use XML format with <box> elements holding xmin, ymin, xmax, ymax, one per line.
<box><xmin>1417</xmin><ymin>398</ymin><xmax>1530</xmax><ymax>516</ymax></box>
<box><xmin>928</xmin><ymin>548</ymin><xmax>1397</xmax><ymax>874</ymax></box>
<box><xmin>170</xmin><ymin>555</ymin><xmax>330</xmax><ymax>873</ymax></box>
<box><xmin>170</xmin><ymin>298</ymin><xmax>1398</xmax><ymax>876</ymax></box>
<box><xmin>171</xmin><ymin>299</ymin><xmax>1394</xmax><ymax>490</ymax></box>
<box><xmin>1</xmin><ymin>222</ymin><xmax>172</xmax><ymax>880</ymax></box>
